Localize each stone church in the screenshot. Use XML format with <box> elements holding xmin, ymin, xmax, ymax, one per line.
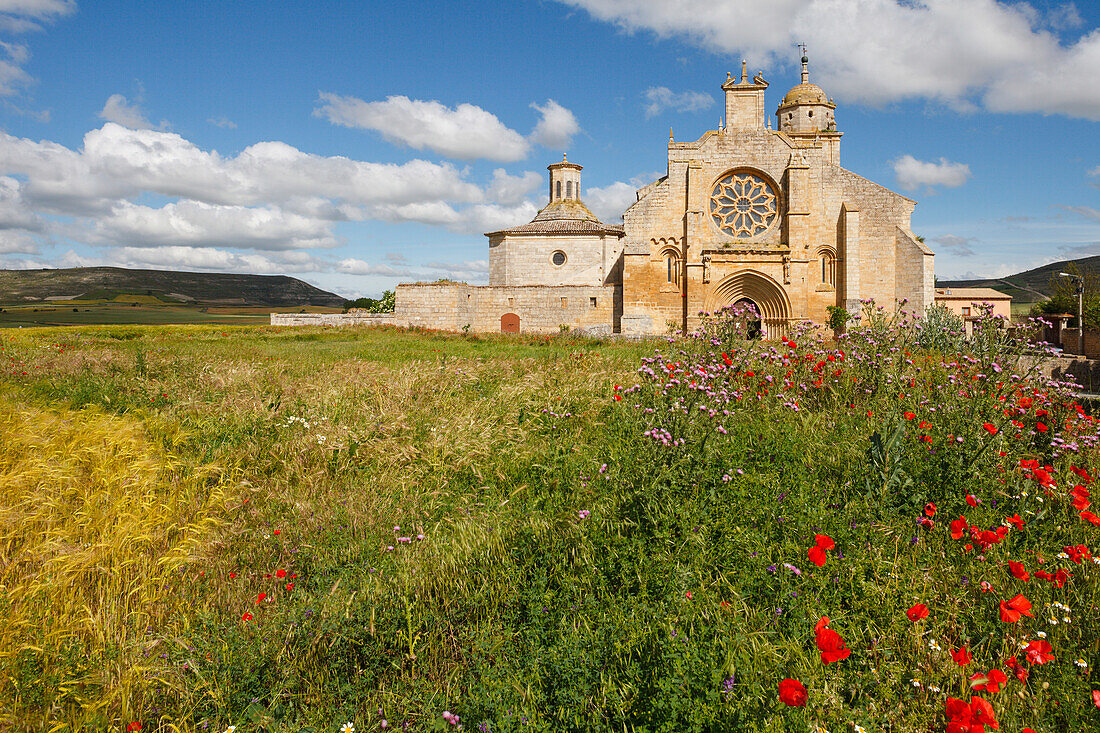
<box><xmin>392</xmin><ymin>58</ymin><xmax>934</xmax><ymax>336</ymax></box>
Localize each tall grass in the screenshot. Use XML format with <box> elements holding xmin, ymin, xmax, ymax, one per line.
<box><xmin>0</xmin><ymin>397</ymin><xmax>231</xmax><ymax>729</ymax></box>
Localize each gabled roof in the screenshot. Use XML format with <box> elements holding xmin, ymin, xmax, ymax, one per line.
<box><xmin>486</xmin><ymin>199</ymin><xmax>624</xmax><ymax>237</ymax></box>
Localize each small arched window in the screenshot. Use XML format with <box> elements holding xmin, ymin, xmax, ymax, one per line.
<box><xmin>555</xmin><ymin>181</ymin><xmax>562</xmax><ymax>200</ymax></box>
<box><xmin>566</xmin><ymin>181</ymin><xmax>572</xmax><ymax>199</ymax></box>
<box><xmin>820</xmin><ymin>250</ymin><xmax>836</xmax><ymax>287</ymax></box>
<box><xmin>662</xmin><ymin>247</ymin><xmax>680</xmax><ymax>286</ymax></box>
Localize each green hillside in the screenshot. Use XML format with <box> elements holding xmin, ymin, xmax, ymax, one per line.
<box><xmin>0</xmin><ymin>267</ymin><xmax>345</xmax><ymax>307</ymax></box>
<box><xmin>937</xmin><ymin>255</ymin><xmax>1100</xmax><ymax>304</ymax></box>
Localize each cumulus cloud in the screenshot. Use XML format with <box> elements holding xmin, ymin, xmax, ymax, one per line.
<box><xmin>643</xmin><ymin>86</ymin><xmax>714</xmax><ymax>118</ymax></box>
<box><xmin>315</xmin><ymin>93</ymin><xmax>531</xmax><ymax>162</ymax></box>
<box><xmin>585</xmin><ymin>181</ymin><xmax>636</xmax><ymax>222</ymax></box>
<box><xmin>932</xmin><ymin>234</ymin><xmax>977</xmax><ymax>257</ymax></box>
<box><xmin>892</xmin><ymin>155</ymin><xmax>971</xmax><ymax>191</ymax></box>
<box><xmin>0</xmin><ymin>122</ymin><xmax>549</xmax><ymax>268</ymax></box>
<box><xmin>0</xmin><ymin>0</ymin><xmax>75</xmax><ymax>32</ymax></box>
<box><xmin>529</xmin><ymin>99</ymin><xmax>580</xmax><ymax>150</ymax></box>
<box><xmin>316</xmin><ymin>93</ymin><xmax>582</xmax><ymax>161</ymax></box>
<box><xmin>557</xmin><ymin>0</ymin><xmax>1100</xmax><ymax>120</ymax></box>
<box><xmin>98</xmin><ymin>94</ymin><xmax>159</xmax><ymax>130</ymax></box>
<box><xmin>484</xmin><ymin>168</ymin><xmax>542</xmax><ymax>206</ymax></box>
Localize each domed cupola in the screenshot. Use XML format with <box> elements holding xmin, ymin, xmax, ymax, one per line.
<box><xmin>776</xmin><ymin>54</ymin><xmax>837</xmax><ymax>135</ymax></box>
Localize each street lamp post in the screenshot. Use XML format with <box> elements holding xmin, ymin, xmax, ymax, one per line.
<box><xmin>1059</xmin><ymin>272</ymin><xmax>1085</xmax><ymax>356</ymax></box>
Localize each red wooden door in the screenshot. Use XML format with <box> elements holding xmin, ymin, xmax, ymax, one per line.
<box><xmin>500</xmin><ymin>313</ymin><xmax>520</xmax><ymax>333</ymax></box>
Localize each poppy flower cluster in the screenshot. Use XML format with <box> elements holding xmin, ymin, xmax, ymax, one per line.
<box><xmin>905</xmin><ymin>603</ymin><xmax>929</xmax><ymax>622</ymax></box>
<box><xmin>814</xmin><ymin>616</ymin><xmax>851</xmax><ymax>664</ymax></box>
<box><xmin>945</xmin><ymin>696</ymin><xmax>997</xmax><ymax>732</ymax></box>
<box><xmin>806</xmin><ymin>534</ymin><xmax>834</xmax><ymax>567</ymax></box>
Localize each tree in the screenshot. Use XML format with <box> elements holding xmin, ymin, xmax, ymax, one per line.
<box><xmin>343</xmin><ymin>290</ymin><xmax>395</xmax><ymax>313</ymax></box>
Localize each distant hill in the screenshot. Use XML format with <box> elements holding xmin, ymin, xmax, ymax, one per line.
<box><xmin>937</xmin><ymin>255</ymin><xmax>1100</xmax><ymax>304</ymax></box>
<box><xmin>0</xmin><ymin>267</ymin><xmax>345</xmax><ymax>307</ymax></box>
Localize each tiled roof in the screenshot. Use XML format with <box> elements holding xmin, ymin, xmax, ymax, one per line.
<box><xmin>486</xmin><ymin>200</ymin><xmax>624</xmax><ymax>237</ymax></box>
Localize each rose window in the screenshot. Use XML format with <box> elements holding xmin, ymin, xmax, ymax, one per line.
<box><xmin>709</xmin><ymin>171</ymin><xmax>778</xmax><ymax>238</ymax></box>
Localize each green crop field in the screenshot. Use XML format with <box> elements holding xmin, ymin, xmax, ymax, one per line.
<box><xmin>0</xmin><ymin>304</ymin><xmax>341</xmax><ymax>327</ymax></box>
<box><xmin>2</xmin><ymin>310</ymin><xmax>1099</xmax><ymax>733</ymax></box>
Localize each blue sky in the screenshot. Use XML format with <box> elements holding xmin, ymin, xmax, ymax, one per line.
<box><xmin>0</xmin><ymin>0</ymin><xmax>1097</xmax><ymax>297</ymax></box>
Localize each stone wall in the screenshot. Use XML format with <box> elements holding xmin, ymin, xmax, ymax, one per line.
<box><xmin>270</xmin><ymin>312</ymin><xmax>396</xmax><ymax>327</ymax></box>
<box><xmin>488</xmin><ymin>233</ymin><xmax>623</xmax><ymax>287</ymax></box>
<box><xmin>394</xmin><ymin>282</ymin><xmax>621</xmax><ymax>334</ymax></box>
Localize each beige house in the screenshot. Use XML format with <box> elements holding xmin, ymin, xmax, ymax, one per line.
<box><xmin>933</xmin><ymin>287</ymin><xmax>1013</xmax><ymax>321</ymax></box>
<box><xmin>332</xmin><ymin>58</ymin><xmax>936</xmax><ymax>335</ymax></box>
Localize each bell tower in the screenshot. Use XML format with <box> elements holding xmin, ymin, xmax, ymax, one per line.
<box><xmin>547</xmin><ymin>154</ymin><xmax>582</xmax><ymax>203</ymax></box>
<box><xmin>722</xmin><ymin>60</ymin><xmax>768</xmax><ymax>131</ymax></box>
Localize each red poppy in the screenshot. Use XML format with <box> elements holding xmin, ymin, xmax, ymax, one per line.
<box><xmin>969</xmin><ymin>668</ymin><xmax>1007</xmax><ymax>693</ymax></box>
<box><xmin>924</xmin><ymin>502</ymin><xmax>937</xmax><ymax>518</ymax></box>
<box><xmin>969</xmin><ymin>696</ymin><xmax>998</xmax><ymax>728</ymax></box>
<box><xmin>1093</xmin><ymin>690</ymin><xmax>1100</xmax><ymax>708</ymax></box>
<box><xmin>229</xmin><ymin>572</ymin><xmax>237</xmax><ymax>579</ymax></box>
<box><xmin>1081</xmin><ymin>510</ymin><xmax>1100</xmax><ymax>526</ymax></box>
<box><xmin>1052</xmin><ymin>568</ymin><xmax>1071</xmax><ymax>588</ymax></box>
<box><xmin>906</xmin><ymin>603</ymin><xmax>929</xmax><ymax>622</ymax></box>
<box><xmin>1065</xmin><ymin>544</ymin><xmax>1090</xmax><ymax>564</ymax></box>
<box><xmin>965</xmin><ymin>494</ymin><xmax>979</xmax><ymax>507</ymax></box>
<box><xmin>276</xmin><ymin>568</ymin><xmax>287</xmax><ymax>578</ymax></box>
<box><xmin>1005</xmin><ymin>514</ymin><xmax>1024</xmax><ymax>531</ymax></box>
<box><xmin>1025</xmin><ymin>639</ymin><xmax>1054</xmax><ymax>665</ymax></box>
<box><xmin>778</xmin><ymin>678</ymin><xmax>807</xmax><ymax>707</ymax></box>
<box><xmin>807</xmin><ymin>534</ymin><xmax>834</xmax><ymax>567</ymax></box>
<box><xmin>126</xmin><ymin>724</ymin><xmax>142</xmax><ymax>732</ymax></box>
<box><xmin>982</xmin><ymin>422</ymin><xmax>997</xmax><ymax>435</ymax></box>
<box><xmin>1036</xmin><ymin>422</ymin><xmax>1048</xmax><ymax>433</ymax></box>
<box><xmin>951</xmin><ymin>646</ymin><xmax>972</xmax><ymax>666</ymax></box>
<box><xmin>256</xmin><ymin>592</ymin><xmax>267</xmax><ymax>604</ymax></box>
<box><xmin>950</xmin><ymin>516</ymin><xmax>968</xmax><ymax>540</ymax></box>
<box><xmin>241</xmin><ymin>611</ymin><xmax>253</xmax><ymax>621</ymax></box>
<box><xmin>1007</xmin><ymin>562</ymin><xmax>1030</xmax><ymax>582</ymax></box>
<box><xmin>273</xmin><ymin>529</ymin><xmax>281</xmax><ymax>535</ymax></box>
<box><xmin>904</xmin><ymin>411</ymin><xmax>916</xmax><ymax>420</ymax></box>
<box><xmin>918</xmin><ymin>420</ymin><xmax>931</xmax><ymax>429</ymax></box>
<box><xmin>999</xmin><ymin>594</ymin><xmax>1034</xmax><ymax>623</ymax></box>
<box><xmin>286</xmin><ymin>582</ymin><xmax>294</xmax><ymax>590</ymax></box>
<box><xmin>722</xmin><ymin>352</ymin><xmax>733</xmax><ymax>366</ymax></box>
<box><xmin>814</xmin><ymin>617</ymin><xmax>851</xmax><ymax>664</ymax></box>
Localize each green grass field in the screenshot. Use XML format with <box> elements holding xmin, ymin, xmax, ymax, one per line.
<box><xmin>2</xmin><ymin>315</ymin><xmax>1100</xmax><ymax>732</ymax></box>
<box><xmin>0</xmin><ymin>303</ymin><xmax>341</xmax><ymax>327</ymax></box>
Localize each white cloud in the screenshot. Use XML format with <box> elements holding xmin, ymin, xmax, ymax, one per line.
<box><xmin>485</xmin><ymin>168</ymin><xmax>542</xmax><ymax>205</ymax></box>
<box><xmin>1062</xmin><ymin>205</ymin><xmax>1100</xmax><ymax>222</ymax></box>
<box><xmin>1088</xmin><ymin>165</ymin><xmax>1100</xmax><ymax>177</ymax></box>
<box><xmin>585</xmin><ymin>181</ymin><xmax>636</xmax><ymax>222</ymax></box>
<box><xmin>0</xmin><ymin>122</ymin><xmax>547</xmax><ymax>263</ymax></box>
<box><xmin>932</xmin><ymin>234</ymin><xmax>977</xmax><ymax>257</ymax></box>
<box><xmin>0</xmin><ymin>0</ymin><xmax>75</xmax><ymax>32</ymax></box>
<box><xmin>208</xmin><ymin>116</ymin><xmax>237</xmax><ymax>129</ymax></box>
<box><xmin>558</xmin><ymin>0</ymin><xmax>1100</xmax><ymax>120</ymax></box>
<box><xmin>529</xmin><ymin>99</ymin><xmax>580</xmax><ymax>150</ymax></box>
<box><xmin>643</xmin><ymin>86</ymin><xmax>714</xmax><ymax>118</ymax></box>
<box><xmin>315</xmin><ymin>92</ymin><xmax>531</xmax><ymax>162</ymax></box>
<box><xmin>98</xmin><ymin>94</ymin><xmax>157</xmax><ymax>130</ymax></box>
<box><xmin>892</xmin><ymin>155</ymin><xmax>971</xmax><ymax>191</ymax></box>
<box><xmin>92</xmin><ymin>200</ymin><xmax>340</xmax><ymax>250</ymax></box>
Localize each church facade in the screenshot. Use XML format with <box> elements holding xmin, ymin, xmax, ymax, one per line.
<box><xmin>391</xmin><ymin>59</ymin><xmax>934</xmax><ymax>336</ymax></box>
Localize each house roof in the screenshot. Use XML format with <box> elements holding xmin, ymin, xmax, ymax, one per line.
<box><xmin>485</xmin><ymin>199</ymin><xmax>624</xmax><ymax>237</ymax></box>
<box><xmin>934</xmin><ymin>288</ymin><xmax>1012</xmax><ymax>300</ymax></box>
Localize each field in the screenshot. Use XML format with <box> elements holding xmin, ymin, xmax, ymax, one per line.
<box><xmin>0</xmin><ymin>298</ymin><xmax>341</xmax><ymax>327</ymax></box>
<box><xmin>3</xmin><ymin>309</ymin><xmax>1100</xmax><ymax>732</ymax></box>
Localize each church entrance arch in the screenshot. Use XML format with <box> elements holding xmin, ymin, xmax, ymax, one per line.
<box><xmin>501</xmin><ymin>313</ymin><xmax>520</xmax><ymax>333</ymax></box>
<box><xmin>705</xmin><ymin>270</ymin><xmax>791</xmax><ymax>339</ymax></box>
<box><xmin>732</xmin><ymin>297</ymin><xmax>763</xmax><ymax>339</ymax></box>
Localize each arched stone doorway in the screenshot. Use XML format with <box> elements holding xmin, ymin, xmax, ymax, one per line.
<box><xmin>732</xmin><ymin>297</ymin><xmax>763</xmax><ymax>339</ymax></box>
<box><xmin>500</xmin><ymin>313</ymin><xmax>520</xmax><ymax>333</ymax></box>
<box><xmin>705</xmin><ymin>270</ymin><xmax>791</xmax><ymax>339</ymax></box>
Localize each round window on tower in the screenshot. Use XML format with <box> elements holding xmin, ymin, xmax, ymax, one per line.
<box><xmin>551</xmin><ymin>250</ymin><xmax>567</xmax><ymax>266</ymax></box>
